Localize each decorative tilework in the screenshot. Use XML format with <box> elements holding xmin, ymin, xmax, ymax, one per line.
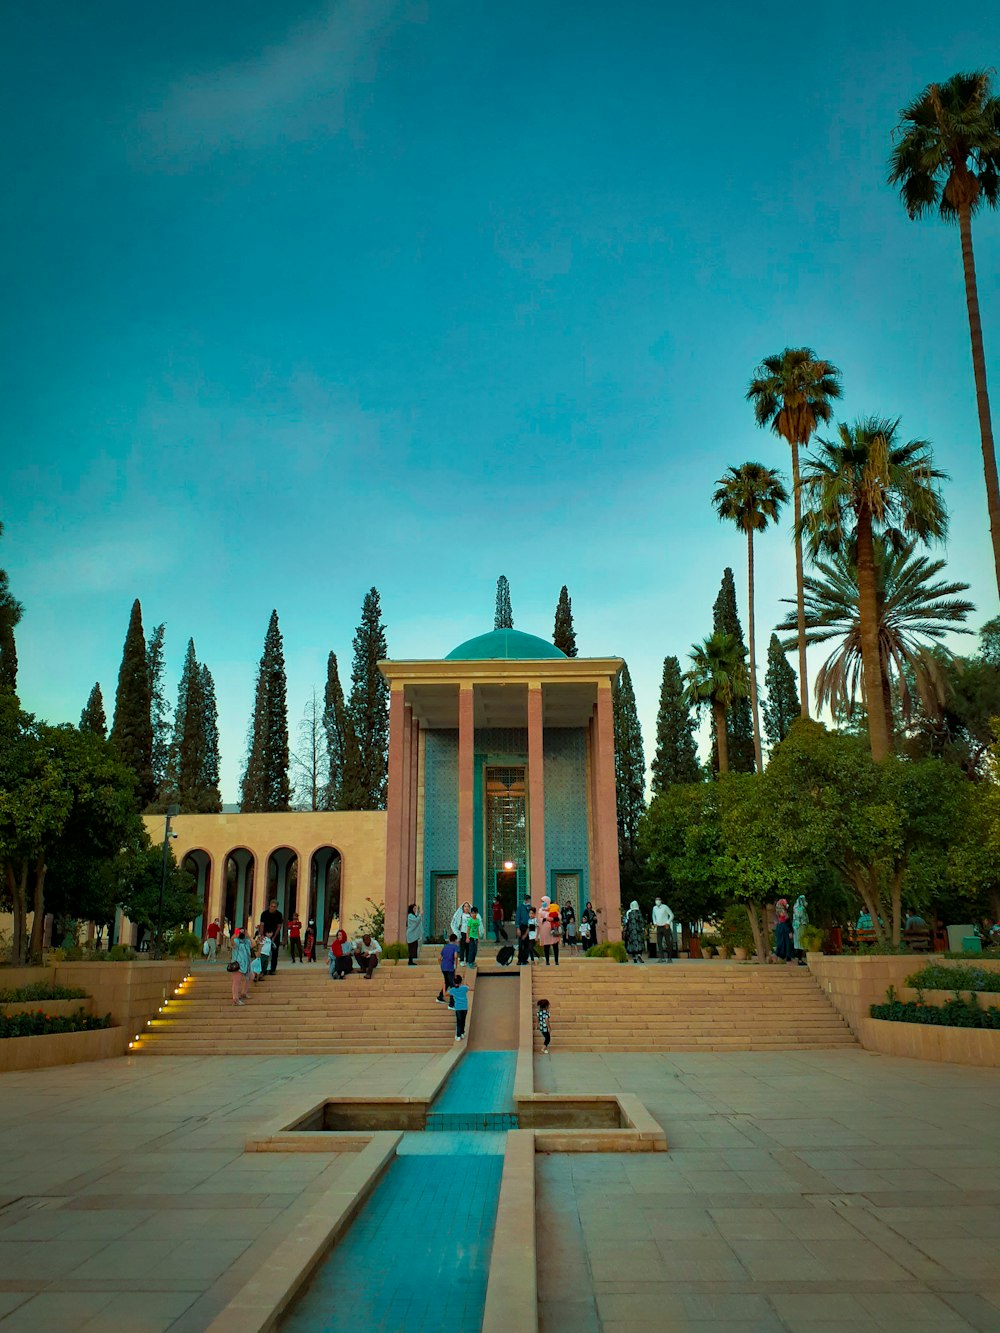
<box><xmin>423</xmin><ymin>730</ymin><xmax>458</xmax><ymax>927</ymax></box>
<box><xmin>543</xmin><ymin>728</ymin><xmax>589</xmax><ymax>910</ymax></box>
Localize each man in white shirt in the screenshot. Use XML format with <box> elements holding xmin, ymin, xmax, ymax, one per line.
<box><xmin>651</xmin><ymin>898</ymin><xmax>675</xmax><ymax>963</ymax></box>
<box><xmin>353</xmin><ymin>934</ymin><xmax>383</xmax><ymax>979</ymax></box>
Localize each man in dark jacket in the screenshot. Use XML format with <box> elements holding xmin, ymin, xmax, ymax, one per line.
<box><xmin>259</xmin><ymin>900</ymin><xmax>283</xmax><ymax>975</ymax></box>
<box><xmin>516</xmin><ymin>895</ymin><xmax>532</xmax><ymax>966</ymax></box>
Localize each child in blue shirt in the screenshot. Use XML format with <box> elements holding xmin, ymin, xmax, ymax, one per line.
<box><xmin>436</xmin><ymin>933</ymin><xmax>460</xmax><ymax>1003</ymax></box>
<box><xmin>448</xmin><ymin>974</ymin><xmax>471</xmax><ymax>1040</ymax></box>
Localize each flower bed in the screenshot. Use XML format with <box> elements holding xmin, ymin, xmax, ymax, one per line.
<box><xmin>0</xmin><ymin>1008</ymin><xmax>111</xmax><ymax>1040</ymax></box>
<box><xmin>905</xmin><ymin>963</ymin><xmax>1000</xmax><ymax>993</ymax></box>
<box><xmin>869</xmin><ymin>997</ymin><xmax>1000</xmax><ymax>1029</ymax></box>
<box><xmin>0</xmin><ymin>982</ymin><xmax>88</xmax><ymax>1004</ymax></box>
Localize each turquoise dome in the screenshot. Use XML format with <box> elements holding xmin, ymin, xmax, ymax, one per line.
<box><xmin>445</xmin><ymin>629</ymin><xmax>567</xmax><ymax>661</ymax></box>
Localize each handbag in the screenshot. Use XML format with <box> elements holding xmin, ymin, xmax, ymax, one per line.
<box><xmin>203</xmin><ymin>941</ymin><xmax>211</xmax><ymax>956</ymax></box>
<box><xmin>250</xmin><ymin>957</ymin><xmax>262</xmax><ymax>974</ymax></box>
<box><xmin>226</xmin><ymin>961</ymin><xmax>239</xmax><ymax>973</ymax></box>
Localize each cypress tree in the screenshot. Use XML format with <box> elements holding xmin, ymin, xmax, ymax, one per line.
<box><xmin>323</xmin><ymin>651</ymin><xmax>360</xmax><ymax>810</ymax></box>
<box><xmin>199</xmin><ymin>664</ymin><xmax>222</xmax><ymax>811</ymax></box>
<box><xmin>110</xmin><ymin>598</ymin><xmax>155</xmax><ymax>808</ymax></box>
<box><xmin>0</xmin><ymin>522</ymin><xmax>23</xmax><ymax>695</ymax></box>
<box><xmin>712</xmin><ymin>570</ymin><xmax>756</xmax><ymax>772</ymax></box>
<box><xmin>762</xmin><ymin>633</ymin><xmax>800</xmax><ymax>752</ymax></box>
<box><xmin>177</xmin><ymin>641</ymin><xmax>207</xmax><ymax>809</ymax></box>
<box><xmin>553</xmin><ymin>585</ymin><xmax>578</xmax><ymax>656</ymax></box>
<box><xmin>79</xmin><ymin>683</ymin><xmax>107</xmax><ymax>738</ymax></box>
<box><xmin>651</xmin><ymin>655</ymin><xmax>701</xmax><ymax>791</ymax></box>
<box><xmin>146</xmin><ymin>623</ymin><xmax>171</xmax><ymax>796</ymax></box>
<box><xmin>494</xmin><ymin>576</ymin><xmax>513</xmax><ymax>629</ymax></box>
<box><xmin>345</xmin><ymin>589</ymin><xmax>389</xmax><ymax>810</ymax></box>
<box><xmin>240</xmin><ymin>611</ymin><xmax>291</xmax><ymax>812</ymax></box>
<box><xmin>613</xmin><ymin>662</ymin><xmax>647</xmax><ymax>865</ymax></box>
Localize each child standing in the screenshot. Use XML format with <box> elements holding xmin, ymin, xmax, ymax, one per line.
<box><xmin>448</xmin><ymin>973</ymin><xmax>471</xmax><ymax>1041</ymax></box>
<box><xmin>527</xmin><ymin>907</ymin><xmax>538</xmax><ymax>962</ymax></box>
<box><xmin>303</xmin><ymin>919</ymin><xmax>316</xmax><ymax>962</ymax></box>
<box><xmin>436</xmin><ymin>934</ymin><xmax>460</xmax><ymax>1003</ymax></box>
<box><xmin>537</xmin><ymin>998</ymin><xmax>551</xmax><ymax>1053</ymax></box>
<box><xmin>466</xmin><ymin>907</ymin><xmax>482</xmax><ymax>968</ymax></box>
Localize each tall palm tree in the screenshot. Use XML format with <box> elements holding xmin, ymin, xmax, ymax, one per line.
<box><xmin>746</xmin><ymin>348</ymin><xmax>843</xmax><ymax>718</ymax></box>
<box><xmin>798</xmin><ymin>417</ymin><xmax>948</xmax><ymax>761</ymax></box>
<box><xmin>684</xmin><ymin>632</ymin><xmax>749</xmax><ymax>775</ymax></box>
<box><xmin>712</xmin><ymin>463</ymin><xmax>789</xmax><ymax>771</ymax></box>
<box><xmin>889</xmin><ymin>71</ymin><xmax>1000</xmax><ymax>596</ymax></box>
<box><xmin>776</xmin><ymin>540</ymin><xmax>975</xmax><ymax>741</ymax></box>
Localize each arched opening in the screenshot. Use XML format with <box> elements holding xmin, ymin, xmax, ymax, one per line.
<box><xmin>308</xmin><ymin>847</ymin><xmax>342</xmax><ymax>944</ymax></box>
<box><xmin>266</xmin><ymin>847</ymin><xmax>299</xmax><ymax>921</ymax></box>
<box><xmin>223</xmin><ymin>848</ymin><xmax>255</xmax><ymax>934</ymax></box>
<box><xmin>182</xmin><ymin>850</ymin><xmax>212</xmax><ymax>935</ymax></box>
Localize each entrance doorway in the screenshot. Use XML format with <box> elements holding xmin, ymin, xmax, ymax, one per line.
<box><xmin>495</xmin><ymin>869</ymin><xmax>518</xmax><ymax>920</ymax></box>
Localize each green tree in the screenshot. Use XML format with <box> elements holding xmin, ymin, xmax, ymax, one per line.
<box><xmin>777</xmin><ymin>540</ymin><xmax>973</xmax><ymax>743</ymax></box>
<box><xmin>651</xmin><ymin>655</ymin><xmax>701</xmax><ymax>791</ymax></box>
<box><xmin>761</xmin><ymin>634</ymin><xmax>799</xmax><ymax>752</ymax></box>
<box><xmin>553</xmin><ymin>585</ymin><xmax>577</xmax><ymax>656</ymax></box>
<box><xmin>494</xmin><ymin>575</ymin><xmax>513</xmax><ymax>629</ymax></box>
<box><xmin>170</xmin><ymin>641</ymin><xmax>223</xmax><ymax>813</ymax></box>
<box><xmin>346</xmin><ymin>588</ymin><xmax>389</xmax><ymax>810</ymax></box>
<box><xmin>799</xmin><ymin>418</ymin><xmax>949</xmax><ymax>761</ymax></box>
<box><xmin>240</xmin><ymin>610</ymin><xmax>291</xmax><ymax>812</ymax></box>
<box><xmin>79</xmin><ymin>683</ymin><xmax>107</xmax><ymax>739</ymax></box>
<box><xmin>712</xmin><ymin>570</ymin><xmax>756</xmax><ymax>772</ymax></box>
<box><xmin>322</xmin><ymin>650</ymin><xmax>359</xmax><ymax>810</ymax></box>
<box><xmin>712</xmin><ymin>463</ymin><xmax>788</xmax><ymax>771</ymax></box>
<box><xmin>747</xmin><ymin>347</ymin><xmax>843</xmax><ymax>716</ymax></box>
<box><xmin>685</xmin><ymin>631</ymin><xmax>749</xmax><ymax>775</ymax></box>
<box><xmin>111</xmin><ymin>832</ymin><xmax>198</xmax><ymax>940</ymax></box>
<box><xmin>0</xmin><ymin>522</ymin><xmax>22</xmax><ymax>696</ymax></box>
<box><xmin>146</xmin><ymin>623</ymin><xmax>171</xmax><ymax>797</ymax></box>
<box><xmin>889</xmin><ymin>71</ymin><xmax>1000</xmax><ymax>595</ymax></box>
<box><xmin>613</xmin><ymin>662</ymin><xmax>647</xmax><ymax>875</ymax></box>
<box><xmin>905</xmin><ymin>619</ymin><xmax>1000</xmax><ymax>779</ymax></box>
<box><xmin>199</xmin><ymin>664</ymin><xmax>222</xmax><ymax>809</ymax></box>
<box><xmin>0</xmin><ymin>695</ymin><xmax>140</xmax><ymax>963</ymax></box>
<box><xmin>638</xmin><ymin>782</ymin><xmax>725</xmax><ymax>943</ymax></box>
<box><xmin>110</xmin><ymin>598</ymin><xmax>155</xmax><ymax>809</ymax></box>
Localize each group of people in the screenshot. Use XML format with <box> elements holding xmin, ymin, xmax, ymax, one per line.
<box><xmin>226</xmin><ymin>898</ymin><xmax>288</xmax><ymax>1004</ymax></box>
<box><xmin>204</xmin><ymin>911</ymin><xmax>318</xmax><ymax>965</ymax></box>
<box><xmin>512</xmin><ymin>896</ymin><xmax>600</xmax><ymax>965</ymax></box>
<box><xmin>772</xmin><ymin>896</ymin><xmax>809</xmax><ymax>965</ymax></box>
<box><xmin>622</xmin><ymin>898</ymin><xmax>677</xmax><ymax>963</ymax></box>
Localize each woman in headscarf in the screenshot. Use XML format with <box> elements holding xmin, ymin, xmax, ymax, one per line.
<box><xmin>773</xmin><ymin>899</ymin><xmax>792</xmax><ymax>963</ymax></box>
<box><xmin>792</xmin><ymin>895</ymin><xmax>809</xmax><ymax>966</ymax></box>
<box><xmin>582</xmin><ymin>901</ymin><xmax>599</xmax><ymax>948</ymax></box>
<box><xmin>405</xmin><ymin>903</ymin><xmax>422</xmax><ymax>966</ymax></box>
<box><xmin>229</xmin><ymin>929</ymin><xmax>253</xmax><ymax>1006</ymax></box>
<box><xmin>622</xmin><ymin>901</ymin><xmax>646</xmax><ymax>964</ymax></box>
<box><xmin>328</xmin><ymin>929</ymin><xmax>353</xmax><ymax>980</ymax></box>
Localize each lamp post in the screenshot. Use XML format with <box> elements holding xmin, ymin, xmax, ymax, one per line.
<box><xmin>153</xmin><ymin>804</ymin><xmax>181</xmax><ymax>961</ymax></box>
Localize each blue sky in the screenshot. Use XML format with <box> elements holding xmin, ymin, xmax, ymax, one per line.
<box><xmin>2</xmin><ymin>0</ymin><xmax>999</xmax><ymax>801</ymax></box>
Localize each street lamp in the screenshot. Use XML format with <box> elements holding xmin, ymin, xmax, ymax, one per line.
<box><xmin>153</xmin><ymin>804</ymin><xmax>181</xmax><ymax>961</ymax></box>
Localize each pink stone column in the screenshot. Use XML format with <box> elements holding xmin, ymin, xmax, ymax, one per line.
<box><xmin>397</xmin><ymin>702</ymin><xmax>412</xmax><ymax>940</ymax></box>
<box><xmin>594</xmin><ymin>683</ymin><xmax>622</xmax><ymax>940</ymax></box>
<box><xmin>527</xmin><ymin>684</ymin><xmax>546</xmax><ymax>902</ymax></box>
<box><xmin>383</xmin><ymin>685</ymin><xmax>406</xmax><ymax>942</ymax></box>
<box><xmin>457</xmin><ymin>684</ymin><xmax>474</xmax><ymax>910</ymax></box>
<box><xmin>409</xmin><ymin>715</ymin><xmax>420</xmax><ymax>915</ymax></box>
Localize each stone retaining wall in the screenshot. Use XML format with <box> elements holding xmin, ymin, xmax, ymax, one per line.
<box><xmin>806</xmin><ymin>954</ymin><xmax>1000</xmax><ymax>1035</ymax></box>
<box><xmin>859</xmin><ymin>1016</ymin><xmax>1000</xmax><ymax>1067</ymax></box>
<box><xmin>0</xmin><ymin>1025</ymin><xmax>123</xmax><ymax>1073</ymax></box>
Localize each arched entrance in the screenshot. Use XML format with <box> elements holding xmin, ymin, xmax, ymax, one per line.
<box><xmin>183</xmin><ymin>850</ymin><xmax>212</xmax><ymax>935</ymax></box>
<box><xmin>223</xmin><ymin>848</ymin><xmax>255</xmax><ymax>933</ymax></box>
<box><xmin>309</xmin><ymin>847</ymin><xmax>342</xmax><ymax>944</ymax></box>
<box><xmin>266</xmin><ymin>847</ymin><xmax>299</xmax><ymax>920</ymax></box>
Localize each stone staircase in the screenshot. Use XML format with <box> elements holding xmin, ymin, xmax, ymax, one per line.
<box><xmin>529</xmin><ymin>961</ymin><xmax>855</xmax><ymax>1052</ymax></box>
<box><xmin>134</xmin><ymin>964</ymin><xmax>456</xmax><ymax>1056</ymax></box>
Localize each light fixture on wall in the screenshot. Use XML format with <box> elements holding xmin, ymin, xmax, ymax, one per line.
<box><xmin>503</xmin><ymin>860</ymin><xmax>514</xmax><ymax>871</ymax></box>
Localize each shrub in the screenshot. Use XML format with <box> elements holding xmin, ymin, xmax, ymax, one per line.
<box><xmin>719</xmin><ymin>905</ymin><xmax>755</xmax><ymax>953</ymax></box>
<box><xmin>799</xmin><ymin>925</ymin><xmax>825</xmax><ymax>953</ymax></box>
<box><xmin>352</xmin><ymin>898</ymin><xmax>386</xmax><ymax>943</ymax></box>
<box><xmin>870</xmin><ymin>995</ymin><xmax>1000</xmax><ymax>1029</ymax></box>
<box><xmin>381</xmin><ymin>942</ymin><xmax>408</xmax><ymax>961</ymax></box>
<box><xmin>587</xmin><ymin>941</ymin><xmax>628</xmax><ymax>963</ymax></box>
<box><xmin>106</xmin><ymin>944</ymin><xmax>136</xmax><ymax>962</ymax></box>
<box><xmin>905</xmin><ymin>963</ymin><xmax>1000</xmax><ymax>994</ymax></box>
<box><xmin>167</xmin><ymin>931</ymin><xmax>201</xmax><ymax>958</ymax></box>
<box><xmin>0</xmin><ymin>982</ymin><xmax>88</xmax><ymax>1004</ymax></box>
<box><xmin>0</xmin><ymin>1009</ymin><xmax>112</xmax><ymax>1040</ymax></box>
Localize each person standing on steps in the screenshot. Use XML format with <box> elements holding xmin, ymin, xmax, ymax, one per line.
<box><xmin>538</xmin><ymin>902</ymin><xmax>561</xmax><ymax>966</ymax></box>
<box><xmin>562</xmin><ymin>900</ymin><xmax>577</xmax><ymax>951</ymax></box>
<box><xmin>436</xmin><ymin>934</ymin><xmax>460</xmax><ymax>1002</ymax></box>
<box><xmin>792</xmin><ymin>895</ymin><xmax>809</xmax><ymax>966</ymax></box>
<box><xmin>205</xmin><ymin>917</ymin><xmax>221</xmax><ymax>961</ymax></box>
<box><xmin>527</xmin><ymin>906</ymin><xmax>538</xmax><ymax>962</ymax></box>
<box><xmin>259</xmin><ymin>899</ymin><xmax>283</xmax><ymax>975</ymax></box>
<box><xmin>623</xmin><ymin>901</ymin><xmax>646</xmax><ymax>964</ymax></box>
<box><xmin>287</xmin><ymin>912</ymin><xmax>304</xmax><ymax>964</ymax></box>
<box><xmin>448</xmin><ymin>973</ymin><xmax>471</xmax><ymax>1040</ymax></box>
<box><xmin>466</xmin><ymin>906</ymin><xmax>482</xmax><ymax>968</ymax></box>
<box><xmin>516</xmin><ymin>895</ymin><xmax>531</xmax><ymax>966</ymax></box>
<box><xmin>491</xmin><ymin>895</ymin><xmax>508</xmax><ymax>943</ymax></box>
<box><xmin>583</xmin><ymin>901</ymin><xmax>599</xmax><ymax>947</ymax></box>
<box><xmin>303</xmin><ymin>920</ymin><xmax>316</xmax><ymax>962</ymax></box>
<box><xmin>406</xmin><ymin>904</ymin><xmax>422</xmax><ymax>965</ymax></box>
<box><xmin>652</xmin><ymin>897</ymin><xmax>675</xmax><ymax>963</ymax></box>
<box><xmin>451</xmin><ymin>902</ymin><xmax>471</xmax><ymax>964</ymax></box>
<box><xmin>229</xmin><ymin>928</ymin><xmax>252</xmax><ymax>1005</ymax></box>
<box><xmin>537</xmin><ymin>998</ymin><xmax>551</xmax><ymax>1053</ymax></box>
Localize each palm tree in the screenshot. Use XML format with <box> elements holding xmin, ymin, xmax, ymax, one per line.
<box><xmin>684</xmin><ymin>632</ymin><xmax>749</xmax><ymax>775</ymax></box>
<box><xmin>712</xmin><ymin>463</ymin><xmax>788</xmax><ymax>771</ymax></box>
<box><xmin>889</xmin><ymin>71</ymin><xmax>1000</xmax><ymax>596</ymax></box>
<box><xmin>776</xmin><ymin>540</ymin><xmax>974</xmax><ymax>741</ymax></box>
<box><xmin>798</xmin><ymin>417</ymin><xmax>948</xmax><ymax>761</ymax></box>
<box><xmin>746</xmin><ymin>348</ymin><xmax>843</xmax><ymax>718</ymax></box>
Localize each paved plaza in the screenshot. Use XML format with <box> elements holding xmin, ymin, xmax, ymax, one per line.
<box><xmin>0</xmin><ymin>1048</ymin><xmax>998</xmax><ymax>1330</ymax></box>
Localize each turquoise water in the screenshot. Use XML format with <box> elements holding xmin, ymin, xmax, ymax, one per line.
<box><xmin>281</xmin><ymin>1052</ymin><xmax>517</xmax><ymax>1332</ymax></box>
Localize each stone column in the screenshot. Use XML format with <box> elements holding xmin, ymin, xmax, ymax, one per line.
<box><xmin>384</xmin><ymin>683</ymin><xmax>407</xmax><ymax>941</ymax></box>
<box><xmin>457</xmin><ymin>683</ymin><xmax>475</xmax><ymax>910</ymax></box>
<box><xmin>397</xmin><ymin>703</ymin><xmax>413</xmax><ymax>941</ymax></box>
<box><xmin>527</xmin><ymin>683</ymin><xmax>546</xmax><ymax>902</ymax></box>
<box><xmin>594</xmin><ymin>681</ymin><xmax>622</xmax><ymax>940</ymax></box>
<box><xmin>587</xmin><ymin>711</ymin><xmax>601</xmax><ymax>909</ymax></box>
<box><xmin>409</xmin><ymin>715</ymin><xmax>420</xmax><ymax>917</ymax></box>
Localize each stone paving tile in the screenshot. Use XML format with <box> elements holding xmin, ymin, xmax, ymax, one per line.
<box><xmin>0</xmin><ymin>1291</ymin><xmax>119</xmax><ymax>1330</ymax></box>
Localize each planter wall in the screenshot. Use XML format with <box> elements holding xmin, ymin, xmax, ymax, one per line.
<box><xmin>807</xmin><ymin>954</ymin><xmax>1000</xmax><ymax>1036</ymax></box>
<box><xmin>859</xmin><ymin>1016</ymin><xmax>1000</xmax><ymax>1068</ymax></box>
<box><xmin>0</xmin><ymin>1025</ymin><xmax>124</xmax><ymax>1073</ymax></box>
<box><xmin>0</xmin><ymin>998</ymin><xmax>94</xmax><ymax>1019</ymax></box>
